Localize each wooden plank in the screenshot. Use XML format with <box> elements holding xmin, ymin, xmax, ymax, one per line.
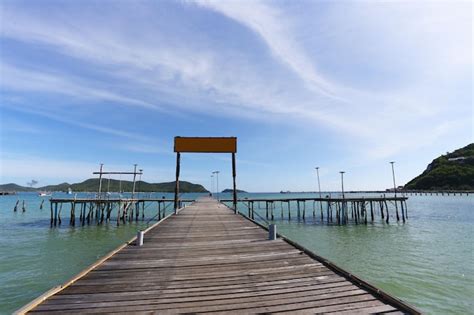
<box><xmin>34</xmin><ymin>284</ymin><xmax>362</xmax><ymax>311</ymax></box>
<box><xmin>47</xmin><ymin>279</ymin><xmax>352</xmax><ymax>303</ymax></box>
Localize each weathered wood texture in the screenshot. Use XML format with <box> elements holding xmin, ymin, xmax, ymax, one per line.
<box><xmin>27</xmin><ymin>198</ymin><xmax>416</xmax><ymax>314</ymax></box>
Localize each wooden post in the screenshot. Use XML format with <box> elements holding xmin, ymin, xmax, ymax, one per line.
<box><xmin>53</xmin><ymin>203</ymin><xmax>58</xmax><ymax>226</ymax></box>
<box><xmin>106</xmin><ymin>203</ymin><xmax>111</xmax><ymax>222</ymax></box>
<box><xmin>320</xmin><ymin>200</ymin><xmax>324</xmax><ymax>222</ymax></box>
<box><xmin>288</xmin><ymin>201</ymin><xmax>291</xmax><ymax>220</ymax></box>
<box><xmin>232</xmin><ymin>152</ymin><xmax>237</xmax><ymax>214</ymax></box>
<box><xmin>363</xmin><ymin>202</ymin><xmax>367</xmax><ymax>224</ymax></box>
<box><xmin>297</xmin><ymin>201</ymin><xmax>300</xmax><ymax>219</ymax></box>
<box><xmin>174</xmin><ymin>152</ymin><xmax>181</xmax><ymax>214</ymax></box>
<box><xmin>50</xmin><ymin>202</ymin><xmax>53</xmax><ymax>227</ymax></box>
<box><xmin>265</xmin><ymin>201</ymin><xmax>269</xmax><ymax>219</ymax></box>
<box><xmin>326</xmin><ymin>202</ymin><xmax>330</xmax><ymax>223</ymax></box>
<box><xmin>370</xmin><ymin>201</ymin><xmax>374</xmax><ymax>221</ymax></box>
<box><xmin>97</xmin><ymin>163</ymin><xmax>103</xmax><ymax>199</ymax></box>
<box><xmin>58</xmin><ymin>202</ymin><xmax>63</xmax><ymax>225</ymax></box>
<box><xmin>158</xmin><ymin>201</ymin><xmax>161</xmax><ymax>220</ymax></box>
<box><xmin>71</xmin><ymin>202</ymin><xmax>75</xmax><ymax>226</ymax></box>
<box><xmin>331</xmin><ymin>201</ymin><xmax>335</xmax><ymax>223</ymax></box>
<box><xmin>400</xmin><ymin>200</ymin><xmax>405</xmax><ymax>223</ymax></box>
<box><xmin>395</xmin><ymin>200</ymin><xmax>400</xmax><ymax>222</ymax></box>
<box><xmin>404</xmin><ymin>200</ymin><xmax>408</xmax><ymax>219</ymax></box>
<box><xmin>117</xmin><ymin>201</ymin><xmax>121</xmax><ymax>226</ymax></box>
<box><xmin>271</xmin><ymin>202</ymin><xmax>274</xmax><ymax>220</ymax></box>
<box><xmin>354</xmin><ymin>202</ymin><xmax>358</xmax><ymax>224</ymax></box>
<box><xmin>81</xmin><ymin>203</ymin><xmax>86</xmax><ymax>226</ymax></box>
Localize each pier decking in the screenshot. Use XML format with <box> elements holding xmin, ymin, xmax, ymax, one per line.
<box><xmin>20</xmin><ymin>198</ymin><xmax>419</xmax><ymax>314</ymax></box>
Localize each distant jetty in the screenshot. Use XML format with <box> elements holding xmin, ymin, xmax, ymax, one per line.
<box><xmin>0</xmin><ymin>191</ymin><xmax>16</xmax><ymax>196</ymax></box>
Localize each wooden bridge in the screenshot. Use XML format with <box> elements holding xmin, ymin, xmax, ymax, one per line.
<box><xmin>18</xmin><ymin>198</ymin><xmax>420</xmax><ymax>314</ymax></box>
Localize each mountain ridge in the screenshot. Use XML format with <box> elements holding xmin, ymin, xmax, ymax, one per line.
<box><xmin>0</xmin><ymin>179</ymin><xmax>208</xmax><ymax>193</ymax></box>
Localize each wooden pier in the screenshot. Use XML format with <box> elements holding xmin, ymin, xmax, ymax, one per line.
<box><xmin>47</xmin><ymin>198</ymin><xmax>194</xmax><ymax>227</ymax></box>
<box><xmin>222</xmin><ymin>196</ymin><xmax>409</xmax><ymax>224</ymax></box>
<box><xmin>18</xmin><ymin>198</ymin><xmax>420</xmax><ymax>314</ymax></box>
<box><xmin>47</xmin><ymin>195</ymin><xmax>409</xmax><ymax>227</ymax></box>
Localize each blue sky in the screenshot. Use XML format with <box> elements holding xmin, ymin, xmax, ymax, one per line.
<box><xmin>0</xmin><ymin>0</ymin><xmax>472</xmax><ymax>192</ymax></box>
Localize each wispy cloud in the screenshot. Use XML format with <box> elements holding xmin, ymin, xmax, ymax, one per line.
<box><xmin>4</xmin><ymin>105</ymin><xmax>152</xmax><ymax>142</ymax></box>
<box><xmin>190</xmin><ymin>0</ymin><xmax>339</xmax><ymax>99</ymax></box>
<box><xmin>0</xmin><ymin>63</ymin><xmax>161</xmax><ymax>111</ymax></box>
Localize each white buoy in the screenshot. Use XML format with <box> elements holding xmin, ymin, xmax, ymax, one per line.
<box><xmin>137</xmin><ymin>230</ymin><xmax>144</xmax><ymax>246</ymax></box>
<box><xmin>269</xmin><ymin>224</ymin><xmax>277</xmax><ymax>240</ymax></box>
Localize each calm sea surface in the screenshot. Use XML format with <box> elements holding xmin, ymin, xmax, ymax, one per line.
<box><xmin>0</xmin><ymin>192</ymin><xmax>472</xmax><ymax>314</ymax></box>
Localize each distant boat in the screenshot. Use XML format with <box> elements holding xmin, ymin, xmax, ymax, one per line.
<box><xmin>280</xmin><ymin>190</ymin><xmax>291</xmax><ymax>194</ymax></box>
<box><xmin>39</xmin><ymin>192</ymin><xmax>51</xmax><ymax>197</ymax></box>
<box><xmin>67</xmin><ymin>188</ymin><xmax>73</xmax><ymax>195</ymax></box>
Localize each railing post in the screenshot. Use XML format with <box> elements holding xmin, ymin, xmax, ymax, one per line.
<box><xmin>269</xmin><ymin>224</ymin><xmax>277</xmax><ymax>240</ymax></box>
<box><xmin>137</xmin><ymin>230</ymin><xmax>144</xmax><ymax>246</ymax></box>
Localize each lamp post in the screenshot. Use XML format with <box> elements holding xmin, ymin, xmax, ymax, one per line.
<box><xmin>315</xmin><ymin>167</ymin><xmax>323</xmax><ymax>219</ymax></box>
<box><xmin>390</xmin><ymin>161</ymin><xmax>399</xmax><ymax>220</ymax></box>
<box><xmin>210</xmin><ymin>174</ymin><xmax>214</xmax><ymax>197</ymax></box>
<box><xmin>340</xmin><ymin>171</ymin><xmax>345</xmax><ymax>199</ymax></box>
<box><xmin>132</xmin><ymin>164</ymin><xmax>138</xmax><ymax>199</ymax></box>
<box><xmin>340</xmin><ymin>171</ymin><xmax>346</xmax><ymax>223</ymax></box>
<box><xmin>390</xmin><ymin>161</ymin><xmax>397</xmax><ymax>197</ymax></box>
<box><xmin>137</xmin><ymin>169</ymin><xmax>143</xmax><ymax>199</ymax></box>
<box><xmin>213</xmin><ymin>171</ymin><xmax>220</xmax><ymax>201</ymax></box>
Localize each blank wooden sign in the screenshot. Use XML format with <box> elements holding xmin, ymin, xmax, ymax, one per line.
<box><xmin>174</xmin><ymin>137</ymin><xmax>237</xmax><ymax>153</ymax></box>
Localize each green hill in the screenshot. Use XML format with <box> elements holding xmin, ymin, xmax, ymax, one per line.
<box><xmin>0</xmin><ymin>183</ymin><xmax>37</xmax><ymax>192</ymax></box>
<box><xmin>405</xmin><ymin>143</ymin><xmax>474</xmax><ymax>190</ymax></box>
<box><xmin>0</xmin><ymin>179</ymin><xmax>208</xmax><ymax>193</ymax></box>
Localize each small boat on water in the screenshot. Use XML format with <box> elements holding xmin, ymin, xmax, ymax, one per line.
<box><xmin>39</xmin><ymin>192</ymin><xmax>51</xmax><ymax>197</ymax></box>
<box><xmin>67</xmin><ymin>188</ymin><xmax>73</xmax><ymax>195</ymax></box>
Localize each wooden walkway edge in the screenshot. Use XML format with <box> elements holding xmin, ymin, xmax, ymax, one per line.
<box><xmin>16</xmin><ymin>198</ymin><xmax>422</xmax><ymax>314</ymax></box>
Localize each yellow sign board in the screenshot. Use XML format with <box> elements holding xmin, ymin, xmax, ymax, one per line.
<box><xmin>174</xmin><ymin>137</ymin><xmax>237</xmax><ymax>153</ymax></box>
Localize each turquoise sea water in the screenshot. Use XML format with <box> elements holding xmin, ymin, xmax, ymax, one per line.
<box><xmin>0</xmin><ymin>192</ymin><xmax>472</xmax><ymax>314</ymax></box>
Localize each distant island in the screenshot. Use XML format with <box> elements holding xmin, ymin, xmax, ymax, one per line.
<box><xmin>221</xmin><ymin>188</ymin><xmax>247</xmax><ymax>193</ymax></box>
<box><xmin>405</xmin><ymin>143</ymin><xmax>474</xmax><ymax>190</ymax></box>
<box><xmin>0</xmin><ymin>179</ymin><xmax>208</xmax><ymax>193</ymax></box>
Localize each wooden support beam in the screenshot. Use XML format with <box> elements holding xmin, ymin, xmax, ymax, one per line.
<box><xmin>174</xmin><ymin>152</ymin><xmax>181</xmax><ymax>214</ymax></box>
